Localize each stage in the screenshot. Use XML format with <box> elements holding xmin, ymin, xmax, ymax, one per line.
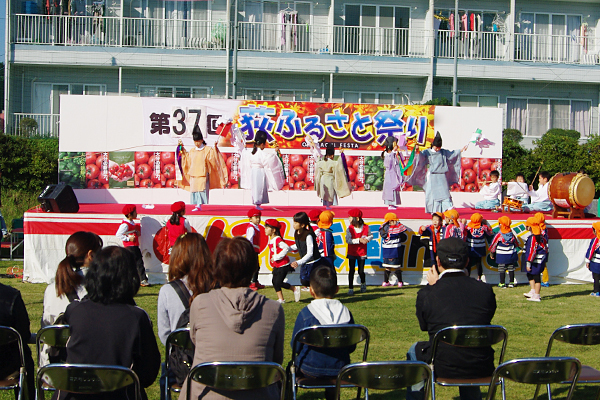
<box><xmin>23</xmin><ymin>202</ymin><xmax>599</xmax><ymax>286</ymax></box>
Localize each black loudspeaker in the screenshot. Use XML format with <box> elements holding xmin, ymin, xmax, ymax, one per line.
<box><xmin>38</xmin><ymin>182</ymin><xmax>80</xmax><ymax>213</ymax></box>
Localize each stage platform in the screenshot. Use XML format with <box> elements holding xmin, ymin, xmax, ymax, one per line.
<box><xmin>23</xmin><ymin>203</ymin><xmax>598</xmax><ymax>286</ymax></box>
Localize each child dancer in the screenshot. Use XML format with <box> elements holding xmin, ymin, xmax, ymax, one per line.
<box><xmin>116</xmin><ymin>204</ymin><xmax>150</xmax><ymax>286</ymax></box>
<box><xmin>346</xmin><ymin>209</ymin><xmax>372</xmax><ymax>294</ymax></box>
<box><xmin>523</xmin><ymin>216</ymin><xmax>549</xmax><ymax>302</ymax></box>
<box><xmin>586</xmin><ymin>221</ymin><xmax>600</xmax><ymax>296</ymax></box>
<box><xmin>474</xmin><ymin>170</ymin><xmax>501</xmax><ymax>209</ymax></box>
<box><xmin>165</xmin><ymin>201</ymin><xmax>191</xmax><ymax>250</ymax></box>
<box><xmin>317</xmin><ymin>210</ymin><xmax>336</xmax><ymax>269</ymax></box>
<box><xmin>537</xmin><ymin>212</ymin><xmax>551</xmax><ymax>287</ymax></box>
<box><xmin>264</xmin><ymin>218</ymin><xmax>301</xmax><ymax>303</ymax></box>
<box><xmin>465</xmin><ymin>213</ymin><xmax>493</xmax><ymax>280</ymax></box>
<box><xmin>419</xmin><ymin>212</ymin><xmax>444</xmax><ymax>269</ymax></box>
<box><xmin>290</xmin><ymin>211</ymin><xmax>325</xmax><ymax>289</ymax></box>
<box><xmin>245</xmin><ymin>208</ymin><xmax>265</xmax><ymax>290</ymax></box>
<box><xmin>309</xmin><ymin>209</ymin><xmax>322</xmax><ymax>233</ymax></box>
<box><xmin>381</xmin><ymin>136</ymin><xmax>403</xmax><ymax>210</ymax></box>
<box><xmin>380</xmin><ymin>213</ymin><xmax>408</xmax><ymax>287</ymax></box>
<box><xmin>442</xmin><ymin>209</ymin><xmax>466</xmax><ymax>239</ymax></box>
<box><xmin>315</xmin><ymin>148</ymin><xmax>351</xmax><ymax>209</ymax></box>
<box><xmin>489</xmin><ymin>216</ymin><xmax>520</xmax><ymax>288</ymax></box>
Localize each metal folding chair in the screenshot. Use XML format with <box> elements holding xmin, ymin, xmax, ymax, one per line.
<box><xmin>430</xmin><ymin>325</ymin><xmax>508</xmax><ymax>400</ymax></box>
<box><xmin>164</xmin><ymin>327</ymin><xmax>194</xmax><ymax>400</ymax></box>
<box><xmin>186</xmin><ymin>361</ymin><xmax>286</xmax><ymax>400</ymax></box>
<box><xmin>290</xmin><ymin>324</ymin><xmax>370</xmax><ymax>400</ymax></box>
<box><xmin>534</xmin><ymin>323</ymin><xmax>600</xmax><ymax>400</ymax></box>
<box><xmin>36</xmin><ymin>364</ymin><xmax>141</xmax><ymax>400</ymax></box>
<box><xmin>336</xmin><ymin>361</ymin><xmax>432</xmax><ymax>400</ymax></box>
<box><xmin>35</xmin><ymin>325</ymin><xmax>71</xmax><ymax>394</ymax></box>
<box><xmin>486</xmin><ymin>357</ymin><xmax>581</xmax><ymax>400</ymax></box>
<box><xmin>0</xmin><ymin>326</ymin><xmax>27</xmax><ymax>400</ymax></box>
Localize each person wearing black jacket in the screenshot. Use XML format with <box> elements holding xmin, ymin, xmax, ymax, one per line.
<box><xmin>0</xmin><ymin>282</ymin><xmax>35</xmax><ymax>400</ymax></box>
<box><xmin>406</xmin><ymin>237</ymin><xmax>497</xmax><ymax>400</ymax></box>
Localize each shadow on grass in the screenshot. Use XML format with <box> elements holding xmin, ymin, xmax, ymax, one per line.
<box><xmin>541</xmin><ymin>289</ymin><xmax>592</xmax><ymax>300</ymax></box>
<box><xmin>533</xmin><ymin>384</ymin><xmax>600</xmax><ymax>400</ymax></box>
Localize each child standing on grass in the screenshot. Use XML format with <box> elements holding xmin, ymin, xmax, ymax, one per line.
<box><xmin>291</xmin><ymin>266</ymin><xmax>355</xmax><ymax>400</ymax></box>
<box><xmin>165</xmin><ymin>201</ymin><xmax>191</xmax><ymax>250</ymax></box>
<box><xmin>465</xmin><ymin>213</ymin><xmax>493</xmax><ymax>280</ymax></box>
<box><xmin>442</xmin><ymin>209</ymin><xmax>466</xmax><ymax>240</ymax></box>
<box><xmin>523</xmin><ymin>216</ymin><xmax>549</xmax><ymax>302</ymax></box>
<box><xmin>290</xmin><ymin>211</ymin><xmax>325</xmax><ymax>290</ymax></box>
<box><xmin>245</xmin><ymin>208</ymin><xmax>265</xmax><ymax>290</ymax></box>
<box><xmin>116</xmin><ymin>204</ymin><xmax>149</xmax><ymax>286</ymax></box>
<box><xmin>489</xmin><ymin>216</ymin><xmax>519</xmax><ymax>288</ymax></box>
<box><xmin>537</xmin><ymin>212</ymin><xmax>551</xmax><ymax>287</ymax></box>
<box><xmin>317</xmin><ymin>210</ymin><xmax>337</xmax><ymax>269</ymax></box>
<box><xmin>586</xmin><ymin>222</ymin><xmax>600</xmax><ymax>296</ymax></box>
<box><xmin>264</xmin><ymin>218</ymin><xmax>301</xmax><ymax>304</ymax></box>
<box><xmin>379</xmin><ymin>213</ymin><xmax>408</xmax><ymax>287</ymax></box>
<box><xmin>419</xmin><ymin>212</ymin><xmax>444</xmax><ymax>269</ymax></box>
<box><xmin>346</xmin><ymin>209</ymin><xmax>372</xmax><ymax>294</ymax></box>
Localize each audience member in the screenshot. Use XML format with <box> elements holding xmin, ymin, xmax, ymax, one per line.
<box><xmin>40</xmin><ymin>231</ymin><xmax>103</xmax><ymax>366</ymax></box>
<box><xmin>291</xmin><ymin>266</ymin><xmax>355</xmax><ymax>400</ymax></box>
<box><xmin>53</xmin><ymin>246</ymin><xmax>160</xmax><ymax>400</ymax></box>
<box><xmin>180</xmin><ymin>237</ymin><xmax>284</xmax><ymax>400</ymax></box>
<box><xmin>406</xmin><ymin>238</ymin><xmax>497</xmax><ymax>400</ymax></box>
<box><xmin>0</xmin><ymin>282</ymin><xmax>35</xmax><ymax>400</ymax></box>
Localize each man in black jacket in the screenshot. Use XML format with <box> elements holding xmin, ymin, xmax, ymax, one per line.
<box><xmin>406</xmin><ymin>237</ymin><xmax>497</xmax><ymax>400</ymax></box>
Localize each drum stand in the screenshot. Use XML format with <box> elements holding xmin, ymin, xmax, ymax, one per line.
<box><xmin>552</xmin><ymin>205</ymin><xmax>585</xmax><ymax>219</ymax></box>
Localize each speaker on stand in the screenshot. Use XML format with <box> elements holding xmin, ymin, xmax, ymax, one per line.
<box><xmin>38</xmin><ymin>182</ymin><xmax>80</xmax><ymax>213</ymax></box>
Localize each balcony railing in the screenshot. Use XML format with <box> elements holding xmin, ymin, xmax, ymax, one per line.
<box><xmin>11</xmin><ymin>14</ymin><xmax>600</xmax><ymax>65</ymax></box>
<box><xmin>12</xmin><ymin>113</ymin><xmax>60</xmax><ymax>137</ymax></box>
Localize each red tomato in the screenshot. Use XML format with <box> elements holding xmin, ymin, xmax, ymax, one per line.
<box><xmin>161</xmin><ymin>152</ymin><xmax>175</xmax><ymax>165</ymax></box>
<box><xmin>491</xmin><ymin>161</ymin><xmax>500</xmax><ymax>172</ymax></box>
<box><xmin>136</xmin><ymin>164</ymin><xmax>151</xmax><ymax>179</ymax></box>
<box><xmin>166</xmin><ymin>179</ymin><xmax>176</xmax><ymax>188</ymax></box>
<box><xmin>282</xmin><ymin>184</ymin><xmax>290</xmax><ymax>191</ymax></box>
<box><xmin>85</xmin><ymin>164</ymin><xmax>100</xmax><ymax>180</ymax></box>
<box><xmin>161</xmin><ymin>163</ymin><xmax>176</xmax><ymax>180</ymax></box>
<box><xmin>291</xmin><ymin>166</ymin><xmax>306</xmax><ymax>181</ymax></box>
<box><xmin>465</xmin><ymin>183</ymin><xmax>478</xmax><ymax>192</ymax></box>
<box><xmin>229</xmin><ymin>184</ymin><xmax>239</xmax><ymax>189</ymax></box>
<box><xmin>151</xmin><ymin>172</ymin><xmax>166</xmax><ymax>185</ymax></box>
<box><xmin>355</xmin><ymin>173</ymin><xmax>365</xmax><ymax>187</ymax></box>
<box><xmin>349</xmin><ymin>182</ymin><xmax>357</xmax><ymax>191</ymax></box>
<box><xmin>98</xmin><ymin>173</ymin><xmax>109</xmax><ymax>185</ymax></box>
<box><xmin>461</xmin><ymin>158</ymin><xmax>474</xmax><ymax>170</ymax></box>
<box><xmin>134</xmin><ymin>175</ymin><xmax>140</xmax><ymax>186</ymax></box>
<box><xmin>347</xmin><ymin>167</ymin><xmax>356</xmax><ymax>182</ymax></box>
<box><xmin>463</xmin><ymin>168</ymin><xmax>476</xmax><ymax>184</ymax></box>
<box><xmin>473</xmin><ymin>160</ymin><xmax>479</xmax><ymax>174</ymax></box>
<box><xmin>153</xmin><ymin>183</ymin><xmax>163</xmax><ymax>188</ymax></box>
<box><xmin>86</xmin><ymin>179</ymin><xmax>101</xmax><ymax>189</ymax></box>
<box><xmin>95</xmin><ymin>154</ymin><xmax>108</xmax><ymax>169</ymax></box>
<box><xmin>102</xmin><ymin>184</ymin><xmax>110</xmax><ymax>189</ymax></box>
<box><xmin>480</xmin><ymin>169</ymin><xmax>492</xmax><ymax>181</ymax></box>
<box><xmin>307</xmin><ymin>186</ymin><xmax>314</xmax><ymax>191</ymax></box>
<box><xmin>226</xmin><ymin>155</ymin><xmax>238</xmax><ymax>170</ymax></box>
<box><xmin>294</xmin><ymin>181</ymin><xmax>307</xmax><ymax>190</ymax></box>
<box><xmin>289</xmin><ymin>154</ymin><xmax>304</xmax><ymax>167</ymax></box>
<box><xmin>450</xmin><ymin>183</ymin><xmax>461</xmax><ymax>192</ymax></box>
<box><xmin>352</xmin><ymin>159</ymin><xmax>362</xmax><ymax>172</ymax></box>
<box><xmin>85</xmin><ymin>152</ymin><xmax>97</xmax><ymax>165</ymax></box>
<box><xmin>344</xmin><ymin>155</ymin><xmax>356</xmax><ymax>167</ymax></box>
<box><xmin>479</xmin><ymin>158</ymin><xmax>492</xmax><ymax>171</ymax></box>
<box><xmin>305</xmin><ymin>173</ymin><xmax>315</xmax><ymax>185</ymax></box>
<box><xmin>229</xmin><ymin>171</ymin><xmax>239</xmax><ymax>185</ymax></box>
<box><xmin>140</xmin><ymin>179</ymin><xmax>153</xmax><ymax>188</ymax></box>
<box><xmin>148</xmin><ymin>155</ymin><xmax>157</xmax><ymax>170</ymax></box>
<box><xmin>134</xmin><ymin>152</ymin><xmax>149</xmax><ymax>165</ymax></box>
<box><xmin>356</xmin><ymin>186</ymin><xmax>365</xmax><ymax>191</ymax></box>
<box><xmin>302</xmin><ymin>157</ymin><xmax>311</xmax><ymax>171</ymax></box>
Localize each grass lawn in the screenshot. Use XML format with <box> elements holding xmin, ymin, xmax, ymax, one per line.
<box><xmin>1</xmin><ymin>259</ymin><xmax>599</xmax><ymax>399</ymax></box>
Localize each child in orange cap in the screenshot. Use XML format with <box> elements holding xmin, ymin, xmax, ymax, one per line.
<box><xmin>264</xmin><ymin>218</ymin><xmax>300</xmax><ymax>303</ymax></box>
<box><xmin>309</xmin><ymin>209</ymin><xmax>323</xmax><ymax>234</ymax></box>
<box><xmin>418</xmin><ymin>212</ymin><xmax>444</xmax><ymax>270</ymax></box>
<box><xmin>442</xmin><ymin>209</ymin><xmax>466</xmax><ymax>240</ymax></box>
<box><xmin>165</xmin><ymin>201</ymin><xmax>191</xmax><ymax>249</ymax></box>
<box><xmin>379</xmin><ymin>212</ymin><xmax>408</xmax><ymax>287</ymax></box>
<box><xmin>523</xmin><ymin>216</ymin><xmax>549</xmax><ymax>302</ymax></box>
<box><xmin>317</xmin><ymin>211</ymin><xmax>337</xmax><ymax>269</ymax></box>
<box><xmin>245</xmin><ymin>208</ymin><xmax>265</xmax><ymax>290</ymax></box>
<box><xmin>465</xmin><ymin>213</ymin><xmax>493</xmax><ymax>281</ymax></box>
<box><xmin>586</xmin><ymin>221</ymin><xmax>600</xmax><ymax>296</ymax></box>
<box><xmin>346</xmin><ymin>209</ymin><xmax>372</xmax><ymax>294</ymax></box>
<box><xmin>116</xmin><ymin>204</ymin><xmax>149</xmax><ymax>286</ymax></box>
<box><xmin>536</xmin><ymin>212</ymin><xmax>551</xmax><ymax>287</ymax></box>
<box><xmin>489</xmin><ymin>216</ymin><xmax>520</xmax><ymax>288</ymax></box>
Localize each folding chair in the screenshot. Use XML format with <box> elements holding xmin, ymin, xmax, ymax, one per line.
<box><xmin>164</xmin><ymin>327</ymin><xmax>194</xmax><ymax>400</ymax></box>
<box><xmin>35</xmin><ymin>325</ymin><xmax>70</xmax><ymax>394</ymax></box>
<box><xmin>336</xmin><ymin>361</ymin><xmax>432</xmax><ymax>400</ymax></box>
<box><xmin>290</xmin><ymin>324</ymin><xmax>370</xmax><ymax>400</ymax></box>
<box><xmin>0</xmin><ymin>326</ymin><xmax>27</xmax><ymax>400</ymax></box>
<box><xmin>486</xmin><ymin>357</ymin><xmax>581</xmax><ymax>400</ymax></box>
<box><xmin>534</xmin><ymin>324</ymin><xmax>600</xmax><ymax>400</ymax></box>
<box><xmin>430</xmin><ymin>325</ymin><xmax>508</xmax><ymax>400</ymax></box>
<box><xmin>186</xmin><ymin>361</ymin><xmax>286</xmax><ymax>400</ymax></box>
<box><xmin>10</xmin><ymin>219</ymin><xmax>24</xmax><ymax>260</ymax></box>
<box><xmin>36</xmin><ymin>364</ymin><xmax>141</xmax><ymax>400</ymax></box>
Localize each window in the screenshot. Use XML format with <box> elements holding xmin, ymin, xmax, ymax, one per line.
<box><xmin>458</xmin><ymin>95</ymin><xmax>499</xmax><ymax>108</ymax></box>
<box><xmin>506</xmin><ymin>97</ymin><xmax>591</xmax><ymax>137</ymax></box>
<box><xmin>139</xmin><ymin>86</ymin><xmax>209</xmax><ymax>98</ymax></box>
<box><xmin>32</xmin><ymin>83</ymin><xmax>106</xmax><ymax>115</ymax></box>
<box><xmin>517</xmin><ymin>12</ymin><xmax>582</xmax><ymax>62</ymax></box>
<box><xmin>343</xmin><ymin>91</ymin><xmax>409</xmax><ymax>105</ymax></box>
<box><xmin>243</xmin><ymin>89</ymin><xmax>312</xmax><ymax>102</ymax></box>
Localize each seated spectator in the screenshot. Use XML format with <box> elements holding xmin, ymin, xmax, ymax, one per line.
<box><xmin>157</xmin><ymin>232</ymin><xmax>215</xmax><ymax>399</ymax></box>
<box><xmin>180</xmin><ymin>237</ymin><xmax>284</xmax><ymax>400</ymax></box>
<box><xmin>0</xmin><ymin>282</ymin><xmax>35</xmax><ymax>400</ymax></box>
<box><xmin>40</xmin><ymin>231</ymin><xmax>103</xmax><ymax>366</ymax></box>
<box><xmin>291</xmin><ymin>265</ymin><xmax>355</xmax><ymax>400</ymax></box>
<box><xmin>53</xmin><ymin>246</ymin><xmax>160</xmax><ymax>400</ymax></box>
<box><xmin>406</xmin><ymin>238</ymin><xmax>497</xmax><ymax>400</ymax></box>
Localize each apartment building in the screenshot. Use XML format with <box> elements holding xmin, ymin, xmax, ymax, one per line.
<box><xmin>5</xmin><ymin>0</ymin><xmax>600</xmax><ymax>148</ymax></box>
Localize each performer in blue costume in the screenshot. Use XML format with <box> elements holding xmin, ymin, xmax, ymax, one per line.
<box><xmin>407</xmin><ymin>132</ymin><xmax>467</xmax><ymax>213</ymax></box>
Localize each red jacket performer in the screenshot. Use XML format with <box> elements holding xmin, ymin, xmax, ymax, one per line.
<box><xmin>345</xmin><ymin>208</ymin><xmax>373</xmax><ymax>295</ymax></box>
<box><xmin>245</xmin><ymin>207</ymin><xmax>265</xmax><ymax>290</ymax></box>
<box><xmin>116</xmin><ymin>204</ymin><xmax>150</xmax><ymax>286</ymax></box>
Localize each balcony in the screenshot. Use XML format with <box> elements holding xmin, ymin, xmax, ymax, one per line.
<box><xmin>436</xmin><ymin>30</ymin><xmax>509</xmax><ymax>61</ymax></box>
<box><xmin>11</xmin><ymin>113</ymin><xmax>60</xmax><ymax>137</ymax></box>
<box><xmin>514</xmin><ymin>32</ymin><xmax>599</xmax><ymax>65</ymax></box>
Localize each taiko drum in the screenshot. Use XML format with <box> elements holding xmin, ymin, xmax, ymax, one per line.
<box><xmin>548</xmin><ymin>172</ymin><xmax>595</xmax><ymax>209</ymax></box>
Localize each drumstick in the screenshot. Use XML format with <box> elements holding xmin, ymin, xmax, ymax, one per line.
<box><xmin>530</xmin><ymin>162</ymin><xmax>544</xmax><ymax>186</ymax></box>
